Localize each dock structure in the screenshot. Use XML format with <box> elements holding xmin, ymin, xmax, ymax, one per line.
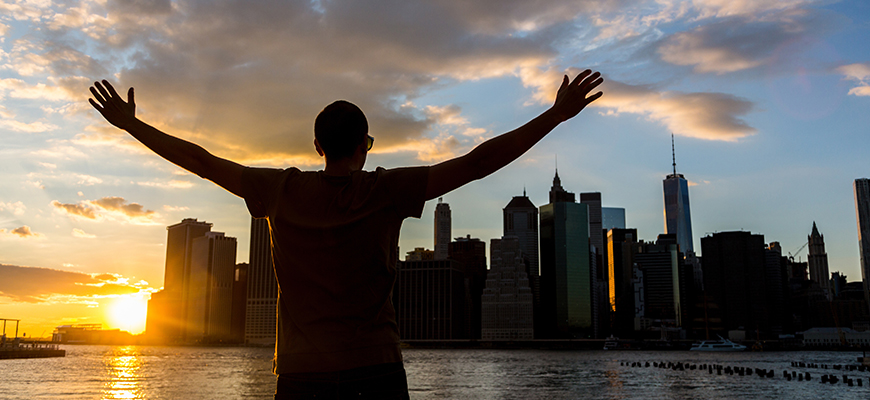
<box><xmin>0</xmin><ymin>318</ymin><xmax>66</xmax><ymax>360</ymax></box>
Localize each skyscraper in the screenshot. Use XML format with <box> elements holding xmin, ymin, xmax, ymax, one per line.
<box><xmin>394</xmin><ymin>259</ymin><xmax>466</xmax><ymax>340</ymax></box>
<box><xmin>701</xmin><ymin>231</ymin><xmax>773</xmax><ymax>337</ymax></box>
<box><xmin>186</xmin><ymin>231</ymin><xmax>238</xmax><ymax>342</ymax></box>
<box><xmin>634</xmin><ymin>234</ymin><xmax>684</xmax><ymax>328</ymax></box>
<box><xmin>147</xmin><ymin>218</ymin><xmax>212</xmax><ymax>343</ymax></box>
<box><xmin>448</xmin><ymin>235</ymin><xmax>487</xmax><ymax>339</ymax></box>
<box><xmin>539</xmin><ymin>171</ymin><xmax>592</xmax><ymax>338</ymax></box>
<box><xmin>807</xmin><ymin>222</ymin><xmax>831</xmax><ymax>298</ymax></box>
<box><xmin>549</xmin><ymin>170</ymin><xmax>576</xmax><ymax>203</ymax></box>
<box><xmin>245</xmin><ymin>217</ymin><xmax>278</xmax><ymax>345</ymax></box>
<box><xmin>580</xmin><ymin>192</ymin><xmax>606</xmax><ymax>338</ymax></box>
<box><xmin>855</xmin><ymin>178</ymin><xmax>870</xmax><ymax>308</ymax></box>
<box><xmin>606</xmin><ymin>228</ymin><xmax>637</xmax><ymax>335</ymax></box>
<box><xmin>481</xmin><ymin>237</ymin><xmax>534</xmax><ymax>340</ymax></box>
<box><xmin>540</xmin><ymin>200</ymin><xmax>592</xmax><ymax>338</ymax></box>
<box><xmin>503</xmin><ymin>191</ymin><xmax>539</xmax><ymax>299</ymax></box>
<box><xmin>434</xmin><ymin>198</ymin><xmax>451</xmax><ymax>260</ymax></box>
<box><xmin>663</xmin><ymin>135</ymin><xmax>694</xmax><ymax>255</ymax></box>
<box><xmin>602</xmin><ymin>207</ymin><xmax>626</xmax><ymax>230</ymax></box>
<box><xmin>231</xmin><ymin>262</ymin><xmax>248</xmax><ymax>343</ymax></box>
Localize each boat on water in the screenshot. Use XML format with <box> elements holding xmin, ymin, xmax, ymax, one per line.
<box><xmin>690</xmin><ymin>336</ymin><xmax>747</xmax><ymax>352</ymax></box>
<box><xmin>1</xmin><ymin>318</ymin><xmax>65</xmax><ymax>360</ymax></box>
<box><xmin>603</xmin><ymin>335</ymin><xmax>619</xmax><ymax>350</ymax></box>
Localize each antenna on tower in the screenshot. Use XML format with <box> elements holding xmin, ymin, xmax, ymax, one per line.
<box><xmin>671</xmin><ymin>133</ymin><xmax>677</xmax><ymax>176</ymax></box>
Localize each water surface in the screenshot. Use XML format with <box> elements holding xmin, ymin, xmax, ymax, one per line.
<box><xmin>1</xmin><ymin>345</ymin><xmax>868</xmax><ymax>399</ymax></box>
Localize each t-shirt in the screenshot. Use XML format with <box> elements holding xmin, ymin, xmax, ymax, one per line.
<box><xmin>240</xmin><ymin>165</ymin><xmax>429</xmax><ymax>374</ymax></box>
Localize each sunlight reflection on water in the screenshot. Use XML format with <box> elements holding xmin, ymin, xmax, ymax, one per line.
<box><xmin>102</xmin><ymin>347</ymin><xmax>143</xmax><ymax>399</ymax></box>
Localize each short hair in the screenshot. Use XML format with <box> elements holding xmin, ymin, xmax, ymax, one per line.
<box><xmin>314</xmin><ymin>100</ymin><xmax>368</xmax><ymax>160</ymax></box>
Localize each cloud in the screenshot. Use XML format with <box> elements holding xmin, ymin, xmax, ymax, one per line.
<box><xmin>0</xmin><ymin>264</ymin><xmax>142</xmax><ymax>303</ymax></box>
<box><xmin>137</xmin><ymin>179</ymin><xmax>194</xmax><ymax>189</ymax></box>
<box><xmin>691</xmin><ymin>0</ymin><xmax>815</xmax><ymax>20</ymax></box>
<box><xmin>0</xmin><ymin>201</ymin><xmax>26</xmax><ymax>216</ymax></box>
<box><xmin>596</xmin><ymin>80</ymin><xmax>756</xmax><ymax>141</ymax></box>
<box><xmin>51</xmin><ymin>196</ymin><xmax>158</xmax><ymax>224</ymax></box>
<box><xmin>75</xmin><ymin>174</ymin><xmax>103</xmax><ymax>186</ymax></box>
<box><xmin>90</xmin><ymin>197</ymin><xmax>156</xmax><ymax>219</ymax></box>
<box><xmin>656</xmin><ymin>9</ymin><xmax>836</xmax><ymax>74</ymax></box>
<box><xmin>51</xmin><ymin>200</ymin><xmax>98</xmax><ymax>219</ymax></box>
<box><xmin>520</xmin><ymin>68</ymin><xmax>756</xmax><ymax>141</ymax></box>
<box><xmin>838</xmin><ymin>63</ymin><xmax>870</xmax><ymax>97</ymax></box>
<box><xmin>22</xmin><ymin>0</ymin><xmax>605</xmax><ymax>164</ymax></box>
<box><xmin>1</xmin><ymin>225</ymin><xmax>44</xmax><ymax>239</ymax></box>
<box><xmin>72</xmin><ymin>228</ymin><xmax>96</xmax><ymax>238</ymax></box>
<box><xmin>0</xmin><ymin>78</ymin><xmax>74</xmax><ymax>101</ymax></box>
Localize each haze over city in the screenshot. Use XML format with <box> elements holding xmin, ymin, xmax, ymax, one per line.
<box><xmin>1</xmin><ymin>0</ymin><xmax>869</xmax><ymax>338</ymax></box>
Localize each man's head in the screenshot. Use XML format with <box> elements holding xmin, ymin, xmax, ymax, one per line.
<box><xmin>314</xmin><ymin>100</ymin><xmax>369</xmax><ymax>161</ymax></box>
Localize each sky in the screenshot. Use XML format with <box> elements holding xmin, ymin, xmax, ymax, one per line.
<box><xmin>1</xmin><ymin>0</ymin><xmax>869</xmax><ymax>337</ymax></box>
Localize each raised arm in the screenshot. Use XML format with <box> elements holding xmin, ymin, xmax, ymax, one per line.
<box><xmin>424</xmin><ymin>70</ymin><xmax>603</xmax><ymax>200</ymax></box>
<box><xmin>88</xmin><ymin>80</ymin><xmax>245</xmax><ymax>197</ymax></box>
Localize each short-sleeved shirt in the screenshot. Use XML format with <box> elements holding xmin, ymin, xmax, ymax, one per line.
<box><xmin>240</xmin><ymin>166</ymin><xmax>429</xmax><ymax>374</ymax></box>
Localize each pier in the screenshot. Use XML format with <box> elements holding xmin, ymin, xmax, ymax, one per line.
<box><xmin>0</xmin><ymin>318</ymin><xmax>65</xmax><ymax>360</ymax></box>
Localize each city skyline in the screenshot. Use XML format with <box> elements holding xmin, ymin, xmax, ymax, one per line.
<box><xmin>2</xmin><ymin>1</ymin><xmax>869</xmax><ymax>338</ymax></box>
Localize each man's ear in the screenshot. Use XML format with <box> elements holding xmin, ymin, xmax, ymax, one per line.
<box><xmin>314</xmin><ymin>138</ymin><xmax>324</xmax><ymax>157</ymax></box>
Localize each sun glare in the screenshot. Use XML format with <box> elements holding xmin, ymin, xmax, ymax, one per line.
<box><xmin>106</xmin><ymin>295</ymin><xmax>147</xmax><ymax>335</ymax></box>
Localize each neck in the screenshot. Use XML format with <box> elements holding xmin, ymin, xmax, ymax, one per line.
<box><xmin>323</xmin><ymin>157</ymin><xmax>364</xmax><ymax>176</ymax></box>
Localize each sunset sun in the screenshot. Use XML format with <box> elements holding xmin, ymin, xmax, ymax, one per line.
<box><xmin>106</xmin><ymin>295</ymin><xmax>147</xmax><ymax>335</ymax></box>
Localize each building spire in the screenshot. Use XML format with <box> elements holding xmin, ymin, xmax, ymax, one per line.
<box><xmin>671</xmin><ymin>133</ymin><xmax>677</xmax><ymax>176</ymax></box>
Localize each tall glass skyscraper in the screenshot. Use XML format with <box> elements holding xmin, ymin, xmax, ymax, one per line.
<box><xmin>854</xmin><ymin>178</ymin><xmax>870</xmax><ymax>308</ymax></box>
<box><xmin>663</xmin><ymin>136</ymin><xmax>694</xmax><ymax>255</ymax></box>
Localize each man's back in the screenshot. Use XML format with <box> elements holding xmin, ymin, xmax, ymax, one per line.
<box><xmin>240</xmin><ymin>166</ymin><xmax>429</xmax><ymax>373</ymax></box>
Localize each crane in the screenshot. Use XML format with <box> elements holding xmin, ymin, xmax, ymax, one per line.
<box><xmin>788</xmin><ymin>241</ymin><xmax>808</xmax><ymax>262</ymax></box>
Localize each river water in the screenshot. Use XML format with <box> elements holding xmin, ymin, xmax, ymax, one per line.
<box><xmin>1</xmin><ymin>345</ymin><xmax>869</xmax><ymax>399</ymax></box>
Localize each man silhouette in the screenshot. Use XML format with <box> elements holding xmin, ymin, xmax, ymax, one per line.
<box><xmin>89</xmin><ymin>70</ymin><xmax>602</xmax><ymax>399</ymax></box>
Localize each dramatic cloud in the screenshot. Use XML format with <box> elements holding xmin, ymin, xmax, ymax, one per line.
<box><xmin>0</xmin><ymin>264</ymin><xmax>141</xmax><ymax>303</ymax></box>
<box><xmin>1</xmin><ymin>225</ymin><xmax>44</xmax><ymax>239</ymax></box>
<box><xmin>594</xmin><ymin>80</ymin><xmax>756</xmax><ymax>141</ymax></box>
<box><xmin>657</xmin><ymin>10</ymin><xmax>834</xmax><ymax>74</ymax></box>
<box><xmin>51</xmin><ymin>196</ymin><xmax>158</xmax><ymax>224</ymax></box>
<box><xmin>838</xmin><ymin>63</ymin><xmax>870</xmax><ymax>97</ymax></box>
<box><xmin>520</xmin><ymin>67</ymin><xmax>755</xmax><ymax>141</ymax></box>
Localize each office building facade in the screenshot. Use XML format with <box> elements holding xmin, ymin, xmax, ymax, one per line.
<box><xmin>245</xmin><ymin>217</ymin><xmax>278</xmax><ymax>345</ymax></box>
<box><xmin>602</xmin><ymin>207</ymin><xmax>626</xmax><ymax>231</ymax></box>
<box><xmin>539</xmin><ymin>200</ymin><xmax>592</xmax><ymax>338</ymax></box>
<box><xmin>186</xmin><ymin>231</ymin><xmax>238</xmax><ymax>342</ymax></box>
<box><xmin>503</xmin><ymin>192</ymin><xmax>539</xmax><ymax>303</ymax></box>
<box><xmin>448</xmin><ymin>235</ymin><xmax>487</xmax><ymax>339</ymax></box>
<box><xmin>394</xmin><ymin>259</ymin><xmax>466</xmax><ymax>340</ymax></box>
<box><xmin>855</xmin><ymin>178</ymin><xmax>870</xmax><ymax>308</ymax></box>
<box><xmin>147</xmin><ymin>218</ymin><xmax>212</xmax><ymax>343</ymax></box>
<box><xmin>481</xmin><ymin>237</ymin><xmax>534</xmax><ymax>340</ymax></box>
<box><xmin>606</xmin><ymin>228</ymin><xmax>638</xmax><ymax>335</ymax></box>
<box><xmin>434</xmin><ymin>199</ymin><xmax>451</xmax><ymax>260</ymax></box>
<box><xmin>701</xmin><ymin>231</ymin><xmax>773</xmax><ymax>337</ymax></box>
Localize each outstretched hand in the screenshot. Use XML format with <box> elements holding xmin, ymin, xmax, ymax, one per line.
<box><xmin>551</xmin><ymin>70</ymin><xmax>603</xmax><ymax>123</ymax></box>
<box><xmin>89</xmin><ymin>80</ymin><xmax>136</xmax><ymax>130</ymax></box>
